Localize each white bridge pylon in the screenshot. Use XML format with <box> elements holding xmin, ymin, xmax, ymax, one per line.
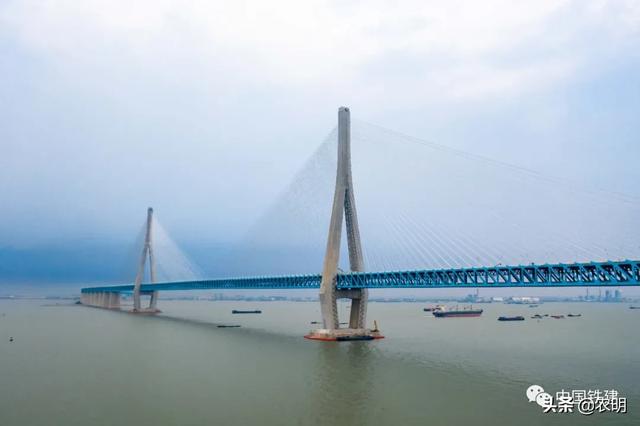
<box><xmin>306</xmin><ymin>107</ymin><xmax>383</xmax><ymax>341</ymax></box>
<box><xmin>132</xmin><ymin>207</ymin><xmax>160</xmax><ymax>313</ymax></box>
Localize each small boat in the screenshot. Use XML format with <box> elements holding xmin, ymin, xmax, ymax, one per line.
<box><xmin>433</xmin><ymin>305</ymin><xmax>483</xmax><ymax>318</ymax></box>
<box><xmin>232</xmin><ymin>309</ymin><xmax>262</xmax><ymax>314</ymax></box>
<box><xmin>217</xmin><ymin>325</ymin><xmax>241</xmax><ymax>328</ymax></box>
<box><xmin>498</xmin><ymin>316</ymin><xmax>525</xmax><ymax>321</ymax></box>
<box><xmin>310</xmin><ymin>321</ymin><xmax>321</xmax><ymax>324</ymax></box>
<box><xmin>567</xmin><ymin>313</ymin><xmax>582</xmax><ymax>317</ymax></box>
<box><xmin>528</xmin><ymin>304</ymin><xmax>539</xmax><ymax>308</ymax></box>
<box><xmin>551</xmin><ymin>315</ymin><xmax>565</xmax><ymax>319</ymax></box>
<box><xmin>630</xmin><ymin>306</ymin><xmax>640</xmax><ymax>310</ymax></box>
<box><xmin>531</xmin><ymin>314</ymin><xmax>543</xmax><ymax>319</ymax></box>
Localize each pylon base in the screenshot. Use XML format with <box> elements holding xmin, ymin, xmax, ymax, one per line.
<box><xmin>304</xmin><ymin>328</ymin><xmax>384</xmax><ymax>342</ymax></box>
<box><xmin>129</xmin><ymin>308</ymin><xmax>162</xmax><ymax>315</ymax></box>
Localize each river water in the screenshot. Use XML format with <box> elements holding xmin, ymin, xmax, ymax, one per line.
<box><xmin>0</xmin><ymin>299</ymin><xmax>638</xmax><ymax>425</ymax></box>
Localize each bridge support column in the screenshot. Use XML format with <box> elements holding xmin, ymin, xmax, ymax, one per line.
<box><xmin>107</xmin><ymin>292</ymin><xmax>121</xmax><ymax>309</ymax></box>
<box><xmin>81</xmin><ymin>291</ymin><xmax>121</xmax><ymax>309</ymax></box>
<box><xmin>132</xmin><ymin>207</ymin><xmax>161</xmax><ymax>314</ymax></box>
<box><xmin>307</xmin><ymin>107</ymin><xmax>382</xmax><ymax>341</ymax></box>
<box><xmin>149</xmin><ymin>291</ymin><xmax>159</xmax><ymax>310</ymax></box>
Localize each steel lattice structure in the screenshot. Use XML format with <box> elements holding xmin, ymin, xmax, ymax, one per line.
<box><xmin>81</xmin><ymin>259</ymin><xmax>640</xmax><ymax>294</ymax></box>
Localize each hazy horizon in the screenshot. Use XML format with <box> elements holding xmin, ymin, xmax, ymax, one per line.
<box><xmin>2</xmin><ymin>1</ymin><xmax>639</xmax><ymax>291</ymax></box>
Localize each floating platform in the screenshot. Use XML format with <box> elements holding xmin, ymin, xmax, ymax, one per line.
<box><xmin>304</xmin><ymin>328</ymin><xmax>384</xmax><ymax>342</ymax></box>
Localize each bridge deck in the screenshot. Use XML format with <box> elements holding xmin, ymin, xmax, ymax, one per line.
<box><xmin>81</xmin><ymin>260</ymin><xmax>640</xmax><ymax>293</ymax></box>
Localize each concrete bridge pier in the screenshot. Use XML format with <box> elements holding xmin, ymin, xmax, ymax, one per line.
<box><xmin>149</xmin><ymin>291</ymin><xmax>159</xmax><ymax>311</ymax></box>
<box><xmin>89</xmin><ymin>292</ymin><xmax>99</xmax><ymax>307</ymax></box>
<box><xmin>307</xmin><ymin>107</ymin><xmax>382</xmax><ymax>341</ymax></box>
<box><xmin>135</xmin><ymin>291</ymin><xmax>160</xmax><ymax>313</ymax></box>
<box><xmin>81</xmin><ymin>291</ymin><xmax>120</xmax><ymax>309</ymax></box>
<box><xmin>106</xmin><ymin>292</ymin><xmax>121</xmax><ymax>309</ymax></box>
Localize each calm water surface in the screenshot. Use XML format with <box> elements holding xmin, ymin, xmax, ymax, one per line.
<box><xmin>0</xmin><ymin>300</ymin><xmax>638</xmax><ymax>425</ymax></box>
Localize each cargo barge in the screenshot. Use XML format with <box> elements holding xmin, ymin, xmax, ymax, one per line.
<box><xmin>498</xmin><ymin>316</ymin><xmax>525</xmax><ymax>321</ymax></box>
<box><xmin>432</xmin><ymin>306</ymin><xmax>483</xmax><ymax>318</ymax></box>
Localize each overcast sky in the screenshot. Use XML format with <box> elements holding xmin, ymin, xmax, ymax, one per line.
<box><xmin>1</xmin><ymin>1</ymin><xmax>639</xmax><ymax>286</ymax></box>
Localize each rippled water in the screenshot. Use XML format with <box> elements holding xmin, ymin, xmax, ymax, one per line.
<box><xmin>0</xmin><ymin>300</ymin><xmax>638</xmax><ymax>425</ymax></box>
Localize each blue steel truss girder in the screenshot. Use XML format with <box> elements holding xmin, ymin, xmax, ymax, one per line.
<box><xmin>337</xmin><ymin>260</ymin><xmax>640</xmax><ymax>289</ymax></box>
<box><xmin>81</xmin><ymin>273</ymin><xmax>322</xmax><ymax>293</ymax></box>
<box><xmin>80</xmin><ymin>260</ymin><xmax>640</xmax><ymax>293</ymax></box>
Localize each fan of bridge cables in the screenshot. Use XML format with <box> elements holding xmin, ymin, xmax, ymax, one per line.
<box><xmin>233</xmin><ymin>121</ymin><xmax>640</xmax><ymax>276</ymax></box>
<box><xmin>119</xmin><ymin>215</ymin><xmax>203</xmax><ymax>283</ymax></box>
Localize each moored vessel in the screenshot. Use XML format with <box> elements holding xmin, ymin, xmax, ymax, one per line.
<box><xmin>432</xmin><ymin>305</ymin><xmax>483</xmax><ymax>318</ymax></box>
<box><xmin>423</xmin><ymin>304</ymin><xmax>444</xmax><ymax>312</ymax></box>
<box><xmin>498</xmin><ymin>316</ymin><xmax>525</xmax><ymax>321</ymax></box>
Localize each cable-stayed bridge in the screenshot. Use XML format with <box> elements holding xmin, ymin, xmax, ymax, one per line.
<box><xmin>81</xmin><ymin>107</ymin><xmax>640</xmax><ymax>340</ymax></box>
